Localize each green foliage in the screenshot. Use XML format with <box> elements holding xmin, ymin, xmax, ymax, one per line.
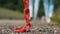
<box><xmin>0</xmin><ymin>0</ymin><xmax>60</xmax><ymax>17</ymax></box>
<box><xmin>51</xmin><ymin>12</ymin><xmax>60</xmax><ymax>23</ymax></box>
<box><xmin>0</xmin><ymin>0</ymin><xmax>18</xmax><ymax>10</ymax></box>
<box><xmin>4</xmin><ymin>3</ymin><xmax>14</xmax><ymax>9</ymax></box>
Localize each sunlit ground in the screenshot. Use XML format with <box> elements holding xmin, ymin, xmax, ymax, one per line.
<box><xmin>0</xmin><ymin>19</ymin><xmax>60</xmax><ymax>34</ymax></box>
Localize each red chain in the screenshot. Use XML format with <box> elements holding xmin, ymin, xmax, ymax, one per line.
<box><xmin>14</xmin><ymin>0</ymin><xmax>31</xmax><ymax>32</ymax></box>
<box><xmin>24</xmin><ymin>0</ymin><xmax>31</xmax><ymax>31</ymax></box>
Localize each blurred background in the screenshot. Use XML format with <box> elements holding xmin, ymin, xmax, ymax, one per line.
<box><xmin>0</xmin><ymin>0</ymin><xmax>60</xmax><ymax>23</ymax></box>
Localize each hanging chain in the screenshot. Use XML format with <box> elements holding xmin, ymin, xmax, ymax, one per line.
<box><xmin>24</xmin><ymin>0</ymin><xmax>31</xmax><ymax>31</ymax></box>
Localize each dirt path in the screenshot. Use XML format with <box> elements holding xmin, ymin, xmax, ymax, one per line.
<box><xmin>0</xmin><ymin>20</ymin><xmax>60</xmax><ymax>34</ymax></box>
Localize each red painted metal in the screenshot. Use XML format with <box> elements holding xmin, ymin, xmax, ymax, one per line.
<box><xmin>14</xmin><ymin>0</ymin><xmax>31</xmax><ymax>32</ymax></box>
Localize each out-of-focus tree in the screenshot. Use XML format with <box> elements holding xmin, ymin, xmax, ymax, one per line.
<box><xmin>0</xmin><ymin>0</ymin><xmax>60</xmax><ymax>16</ymax></box>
